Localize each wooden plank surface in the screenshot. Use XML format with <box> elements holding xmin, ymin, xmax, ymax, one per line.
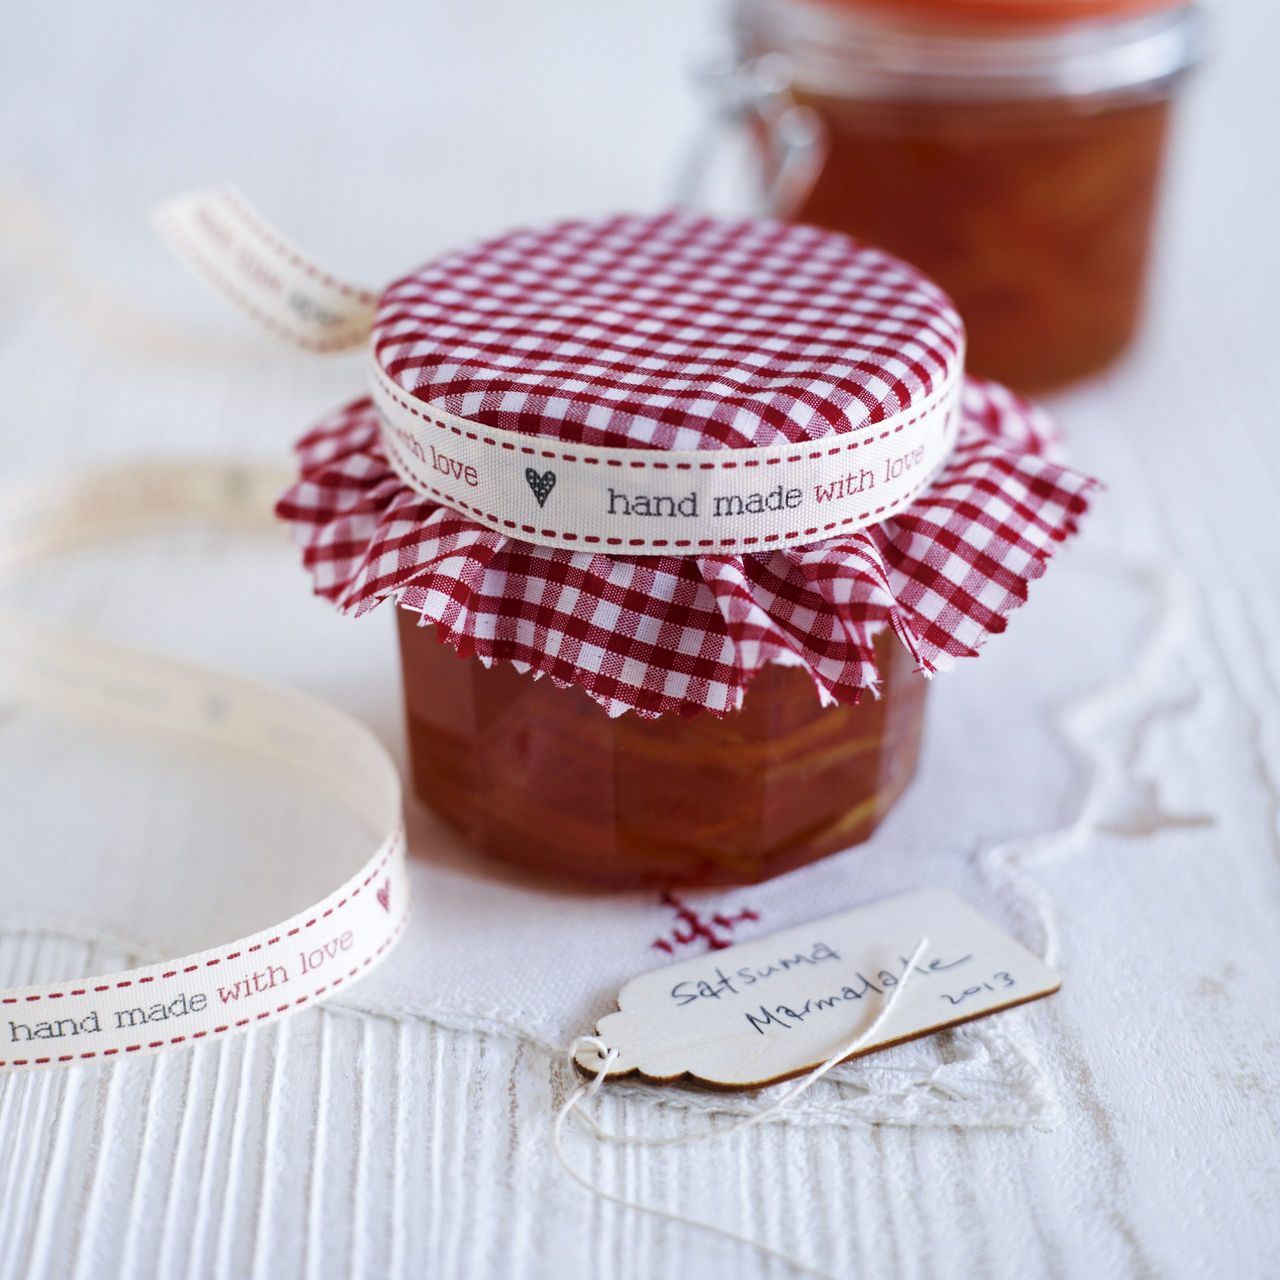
<box><xmin>1</xmin><ymin>0</ymin><xmax>1278</xmax><ymax>1276</ymax></box>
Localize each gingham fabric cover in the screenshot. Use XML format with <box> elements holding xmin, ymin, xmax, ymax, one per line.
<box><xmin>278</xmin><ymin>212</ymin><xmax>1096</xmax><ymax>718</ymax></box>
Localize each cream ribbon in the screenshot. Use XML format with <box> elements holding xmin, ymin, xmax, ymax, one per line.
<box><xmin>0</xmin><ymin>462</ymin><xmax>408</xmax><ymax>1070</ymax></box>
<box><xmin>156</xmin><ymin>187</ymin><xmax>964</xmax><ymax>555</ymax></box>
<box><xmin>371</xmin><ymin>356</ymin><xmax>962</xmax><ymax>554</ymax></box>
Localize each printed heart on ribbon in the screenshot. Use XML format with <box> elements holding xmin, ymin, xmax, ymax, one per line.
<box><xmin>376</xmin><ymin>879</ymin><xmax>391</xmax><ymax>913</ymax></box>
<box><xmin>525</xmin><ymin>468</ymin><xmax>556</xmax><ymax>508</ymax></box>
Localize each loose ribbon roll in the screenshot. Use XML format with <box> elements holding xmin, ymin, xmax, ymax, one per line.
<box><xmin>0</xmin><ymin>462</ymin><xmax>409</xmax><ymax>1071</ymax></box>
<box><xmin>155</xmin><ymin>188</ymin><xmax>965</xmax><ymax>555</ymax></box>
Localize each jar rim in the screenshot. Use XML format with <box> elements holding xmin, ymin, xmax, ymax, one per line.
<box><xmin>828</xmin><ymin>0</ymin><xmax>1185</xmax><ymax>25</ymax></box>
<box><xmin>732</xmin><ymin>0</ymin><xmax>1207</xmax><ymax>101</ymax></box>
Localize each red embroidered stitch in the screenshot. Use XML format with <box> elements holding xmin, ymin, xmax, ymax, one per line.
<box><xmin>652</xmin><ymin>892</ymin><xmax>760</xmax><ymax>954</ymax></box>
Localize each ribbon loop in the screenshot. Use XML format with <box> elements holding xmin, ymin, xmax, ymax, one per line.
<box><xmin>153</xmin><ymin>188</ymin><xmax>379</xmax><ymax>352</ymax></box>
<box><xmin>0</xmin><ymin>462</ymin><xmax>409</xmax><ymax>1071</ymax></box>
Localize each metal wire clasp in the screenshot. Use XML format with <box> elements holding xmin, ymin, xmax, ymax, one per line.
<box><xmin>676</xmin><ymin>53</ymin><xmax>827</xmax><ymax>219</ymax></box>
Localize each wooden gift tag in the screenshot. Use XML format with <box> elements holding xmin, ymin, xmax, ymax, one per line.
<box><xmin>575</xmin><ymin>889</ymin><xmax>1060</xmax><ymax>1089</ymax></box>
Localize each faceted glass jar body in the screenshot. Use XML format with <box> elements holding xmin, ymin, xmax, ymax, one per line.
<box><xmin>735</xmin><ymin>0</ymin><xmax>1203</xmax><ymax>391</ymax></box>
<box><xmin>397</xmin><ymin>610</ymin><xmax>928</xmax><ymax>888</ymax></box>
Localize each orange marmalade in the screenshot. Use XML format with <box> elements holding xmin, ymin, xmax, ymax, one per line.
<box><xmin>398</xmin><ymin>614</ymin><xmax>927</xmax><ymax>888</ymax></box>
<box><xmin>733</xmin><ymin>0</ymin><xmax>1203</xmax><ymax>390</ymax></box>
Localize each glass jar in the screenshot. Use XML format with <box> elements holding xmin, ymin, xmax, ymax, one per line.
<box><xmin>397</xmin><ymin>612</ymin><xmax>928</xmax><ymax>888</ymax></box>
<box><xmin>726</xmin><ymin>0</ymin><xmax>1205</xmax><ymax>391</ymax></box>
<box><xmin>278</xmin><ymin>211</ymin><xmax>1096</xmax><ymax>894</ymax></box>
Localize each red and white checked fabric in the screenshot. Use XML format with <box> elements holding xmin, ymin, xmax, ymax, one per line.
<box><xmin>278</xmin><ymin>212</ymin><xmax>1096</xmax><ymax>717</ymax></box>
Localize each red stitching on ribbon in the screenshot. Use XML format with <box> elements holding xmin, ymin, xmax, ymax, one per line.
<box><xmin>381</xmin><ymin>436</ymin><xmax>945</xmax><ymax>552</ymax></box>
<box><xmin>220</xmin><ymin>190</ymin><xmax>380</xmax><ymax>306</ymax></box>
<box><xmin>0</xmin><ymin>910</ymin><xmax>408</xmax><ymax>1068</ymax></box>
<box><xmin>375</xmin><ymin>367</ymin><xmax>939</xmax><ymax>469</ymax></box>
<box><xmin>157</xmin><ymin>216</ymin><xmax>363</xmax><ymax>354</ymax></box>
<box><xmin>2</xmin><ymin>839</ymin><xmax>398</xmax><ymax>1003</ymax></box>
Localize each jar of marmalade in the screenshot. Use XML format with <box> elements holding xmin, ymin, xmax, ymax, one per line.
<box><xmin>725</xmin><ymin>0</ymin><xmax>1205</xmax><ymax>391</ymax></box>
<box><xmin>279</xmin><ymin>212</ymin><xmax>1096</xmax><ymax>889</ymax></box>
<box><xmin>397</xmin><ymin>619</ymin><xmax>928</xmax><ymax>887</ymax></box>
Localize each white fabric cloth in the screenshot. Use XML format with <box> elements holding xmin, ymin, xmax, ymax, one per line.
<box><xmin>2</xmin><ymin>513</ymin><xmax>1167</xmax><ymax>1129</ymax></box>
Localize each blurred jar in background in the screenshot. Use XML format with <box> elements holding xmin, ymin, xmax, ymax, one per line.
<box><xmin>723</xmin><ymin>0</ymin><xmax>1205</xmax><ymax>392</ymax></box>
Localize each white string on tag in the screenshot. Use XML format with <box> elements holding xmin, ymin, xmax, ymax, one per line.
<box><xmin>552</xmin><ymin>936</ymin><xmax>929</xmax><ymax>1280</ymax></box>
<box><xmin>0</xmin><ymin>461</ymin><xmax>409</xmax><ymax>1070</ymax></box>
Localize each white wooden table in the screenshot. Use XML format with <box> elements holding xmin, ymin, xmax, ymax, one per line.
<box><xmin>2</xmin><ymin>1</ymin><xmax>1278</xmax><ymax>1276</ymax></box>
